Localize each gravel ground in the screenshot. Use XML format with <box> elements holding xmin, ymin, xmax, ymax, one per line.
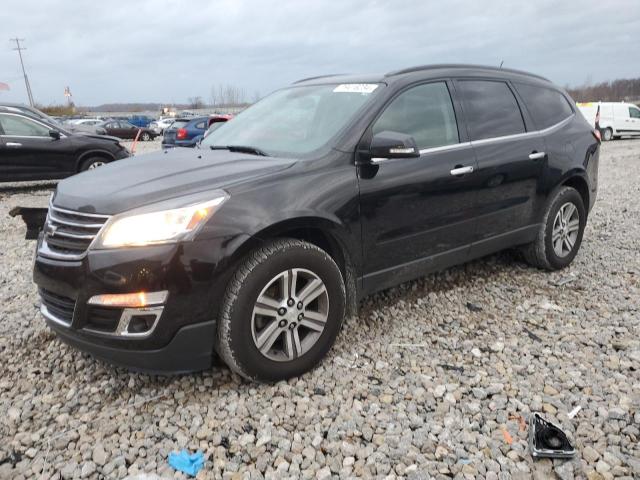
<box><xmin>0</xmin><ymin>139</ymin><xmax>638</xmax><ymax>480</ymax></box>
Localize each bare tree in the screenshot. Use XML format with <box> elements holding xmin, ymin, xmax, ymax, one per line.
<box><xmin>188</xmin><ymin>96</ymin><xmax>204</xmax><ymax>109</ymax></box>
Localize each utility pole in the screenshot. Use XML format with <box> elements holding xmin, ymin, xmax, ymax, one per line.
<box><xmin>10</xmin><ymin>38</ymin><xmax>35</xmax><ymax>106</ymax></box>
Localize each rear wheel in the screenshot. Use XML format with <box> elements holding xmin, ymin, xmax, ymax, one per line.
<box><xmin>602</xmin><ymin>127</ymin><xmax>613</xmax><ymax>141</ymax></box>
<box><xmin>80</xmin><ymin>157</ymin><xmax>107</xmax><ymax>171</ymax></box>
<box><xmin>216</xmin><ymin>239</ymin><xmax>346</xmax><ymax>382</ymax></box>
<box><xmin>521</xmin><ymin>186</ymin><xmax>586</xmax><ymax>270</ymax></box>
<box><xmin>141</xmin><ymin>132</ymin><xmax>151</xmax><ymax>141</ymax></box>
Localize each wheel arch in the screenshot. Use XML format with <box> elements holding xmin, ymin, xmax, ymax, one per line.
<box><xmin>227</xmin><ymin>216</ymin><xmax>360</xmax><ymax>317</ymax></box>
<box><xmin>561</xmin><ymin>174</ymin><xmax>590</xmax><ymax>215</ymax></box>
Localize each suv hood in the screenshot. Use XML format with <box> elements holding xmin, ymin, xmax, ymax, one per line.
<box><xmin>54</xmin><ymin>148</ymin><xmax>296</xmax><ymax>214</ymax></box>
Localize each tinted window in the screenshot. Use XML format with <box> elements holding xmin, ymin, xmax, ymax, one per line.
<box><xmin>457</xmin><ymin>80</ymin><xmax>525</xmax><ymax>141</ymax></box>
<box><xmin>0</xmin><ymin>114</ymin><xmax>51</xmax><ymax>136</ymax></box>
<box><xmin>170</xmin><ymin>120</ymin><xmax>189</xmax><ymax>130</ymax></box>
<box><xmin>514</xmin><ymin>83</ymin><xmax>573</xmax><ymax>129</ymax></box>
<box><xmin>629</xmin><ymin>106</ymin><xmax>640</xmax><ymax>119</ymax></box>
<box><xmin>372</xmin><ymin>82</ymin><xmax>459</xmax><ymax>150</ymax></box>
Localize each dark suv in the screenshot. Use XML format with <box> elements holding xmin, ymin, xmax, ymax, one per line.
<box><xmin>0</xmin><ymin>110</ymin><xmax>130</xmax><ymax>181</ymax></box>
<box><xmin>33</xmin><ymin>65</ymin><xmax>599</xmax><ymax>382</ymax></box>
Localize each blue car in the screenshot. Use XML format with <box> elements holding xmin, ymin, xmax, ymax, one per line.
<box><xmin>162</xmin><ymin>116</ymin><xmax>208</xmax><ymax>148</ymax></box>
<box><xmin>128</xmin><ymin>115</ymin><xmax>154</xmax><ymax>128</ymax></box>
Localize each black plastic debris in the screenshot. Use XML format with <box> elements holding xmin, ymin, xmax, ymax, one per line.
<box><xmin>529</xmin><ymin>413</ymin><xmax>575</xmax><ymax>459</ymax></box>
<box><xmin>8</xmin><ymin>206</ymin><xmax>48</xmax><ymax>240</ymax></box>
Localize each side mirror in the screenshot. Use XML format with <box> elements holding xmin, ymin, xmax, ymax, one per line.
<box><xmin>49</xmin><ymin>130</ymin><xmax>61</xmax><ymax>140</ymax></box>
<box><xmin>368</xmin><ymin>131</ymin><xmax>420</xmax><ymax>161</ymax></box>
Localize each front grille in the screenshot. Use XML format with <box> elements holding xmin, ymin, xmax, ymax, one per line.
<box><xmin>39</xmin><ymin>201</ymin><xmax>110</xmax><ymax>260</ymax></box>
<box><xmin>40</xmin><ymin>288</ymin><xmax>76</xmax><ymax>324</ymax></box>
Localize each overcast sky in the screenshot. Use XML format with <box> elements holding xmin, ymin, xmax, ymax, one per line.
<box><xmin>1</xmin><ymin>0</ymin><xmax>639</xmax><ymax>106</ymax></box>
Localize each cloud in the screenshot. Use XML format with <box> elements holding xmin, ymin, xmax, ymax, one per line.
<box><xmin>1</xmin><ymin>0</ymin><xmax>638</xmax><ymax>105</ymax></box>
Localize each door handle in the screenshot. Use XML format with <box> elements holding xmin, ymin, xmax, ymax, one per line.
<box><xmin>6</xmin><ymin>142</ymin><xmax>22</xmax><ymax>147</ymax></box>
<box><xmin>450</xmin><ymin>165</ymin><xmax>474</xmax><ymax>176</ymax></box>
<box><xmin>529</xmin><ymin>152</ymin><xmax>546</xmax><ymax>160</ymax></box>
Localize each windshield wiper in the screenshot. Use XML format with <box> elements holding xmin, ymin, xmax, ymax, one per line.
<box><xmin>209</xmin><ymin>145</ymin><xmax>270</xmax><ymax>156</ymax></box>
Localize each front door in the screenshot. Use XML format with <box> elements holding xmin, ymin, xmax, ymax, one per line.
<box><xmin>358</xmin><ymin>81</ymin><xmax>479</xmax><ymax>294</ymax></box>
<box><xmin>0</xmin><ymin>113</ymin><xmax>72</xmax><ymax>181</ymax></box>
<box><xmin>626</xmin><ymin>105</ymin><xmax>640</xmax><ymax>134</ymax></box>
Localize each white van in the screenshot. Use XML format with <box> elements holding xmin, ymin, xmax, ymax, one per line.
<box><xmin>577</xmin><ymin>102</ymin><xmax>640</xmax><ymax>141</ymax></box>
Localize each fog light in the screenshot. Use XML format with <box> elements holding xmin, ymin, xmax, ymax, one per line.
<box><xmin>87</xmin><ymin>290</ymin><xmax>168</xmax><ymax>308</ymax></box>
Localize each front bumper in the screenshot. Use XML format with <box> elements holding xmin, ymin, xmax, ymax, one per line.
<box><xmin>33</xmin><ymin>235</ymin><xmax>244</xmax><ymax>373</ymax></box>
<box><xmin>48</xmin><ymin>317</ymin><xmax>216</xmax><ymax>373</ymax></box>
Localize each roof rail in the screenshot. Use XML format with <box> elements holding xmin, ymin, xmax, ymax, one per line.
<box><xmin>293</xmin><ymin>74</ymin><xmax>347</xmax><ymax>84</ymax></box>
<box><xmin>385</xmin><ymin>64</ymin><xmax>549</xmax><ymax>82</ymax></box>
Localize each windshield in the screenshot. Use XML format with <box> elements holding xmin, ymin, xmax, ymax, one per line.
<box><xmin>201</xmin><ymin>83</ymin><xmax>382</xmax><ymax>156</ymax></box>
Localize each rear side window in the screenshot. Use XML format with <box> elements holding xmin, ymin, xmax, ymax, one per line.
<box><xmin>372</xmin><ymin>82</ymin><xmax>459</xmax><ymax>150</ymax></box>
<box><xmin>456</xmin><ymin>80</ymin><xmax>525</xmax><ymax>141</ymax></box>
<box><xmin>514</xmin><ymin>83</ymin><xmax>574</xmax><ymax>129</ymax></box>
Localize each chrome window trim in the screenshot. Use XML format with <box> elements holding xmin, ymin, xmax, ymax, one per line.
<box><xmin>369</xmin><ymin>114</ymin><xmax>573</xmax><ymax>164</ymax></box>
<box><xmin>0</xmin><ymin>112</ymin><xmax>67</xmax><ymax>138</ymax></box>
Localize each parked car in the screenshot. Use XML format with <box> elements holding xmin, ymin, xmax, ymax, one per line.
<box><xmin>32</xmin><ymin>64</ymin><xmax>599</xmax><ymax>382</ymax></box>
<box><xmin>0</xmin><ymin>104</ymin><xmax>107</xmax><ymax>135</ymax></box>
<box><xmin>161</xmin><ymin>116</ymin><xmax>208</xmax><ymax>148</ymax></box>
<box><xmin>202</xmin><ymin>114</ymin><xmax>233</xmax><ymax>140</ymax></box>
<box><xmin>98</xmin><ymin>120</ymin><xmax>158</xmax><ymax>140</ymax></box>
<box><xmin>149</xmin><ymin>117</ymin><xmax>176</xmax><ymax>135</ymax></box>
<box><xmin>128</xmin><ymin>115</ymin><xmax>154</xmax><ymax>128</ymax></box>
<box><xmin>577</xmin><ymin>101</ymin><xmax>640</xmax><ymax>141</ymax></box>
<box><xmin>0</xmin><ymin>110</ymin><xmax>129</xmax><ymax>181</ymax></box>
<box><xmin>67</xmin><ymin>118</ymin><xmax>104</xmax><ymax>126</ymax></box>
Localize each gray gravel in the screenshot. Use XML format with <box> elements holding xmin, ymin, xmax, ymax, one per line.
<box><xmin>1</xmin><ymin>139</ymin><xmax>638</xmax><ymax>480</ymax></box>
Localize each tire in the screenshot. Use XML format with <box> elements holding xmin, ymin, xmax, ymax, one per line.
<box><xmin>141</xmin><ymin>132</ymin><xmax>151</xmax><ymax>141</ymax></box>
<box><xmin>602</xmin><ymin>128</ymin><xmax>613</xmax><ymax>142</ymax></box>
<box><xmin>216</xmin><ymin>239</ymin><xmax>346</xmax><ymax>382</ymax></box>
<box><xmin>521</xmin><ymin>186</ymin><xmax>586</xmax><ymax>270</ymax></box>
<box><xmin>80</xmin><ymin>157</ymin><xmax>108</xmax><ymax>171</ymax></box>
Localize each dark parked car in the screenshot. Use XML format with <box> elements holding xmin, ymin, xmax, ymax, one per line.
<box><xmin>0</xmin><ymin>110</ymin><xmax>129</xmax><ymax>181</ymax></box>
<box><xmin>99</xmin><ymin>120</ymin><xmax>157</xmax><ymax>141</ymax></box>
<box><xmin>33</xmin><ymin>65</ymin><xmax>599</xmax><ymax>382</ymax></box>
<box><xmin>161</xmin><ymin>116</ymin><xmax>209</xmax><ymax>148</ymax></box>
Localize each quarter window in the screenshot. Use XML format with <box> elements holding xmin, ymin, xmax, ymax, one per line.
<box><xmin>372</xmin><ymin>82</ymin><xmax>459</xmax><ymax>150</ymax></box>
<box><xmin>514</xmin><ymin>83</ymin><xmax>574</xmax><ymax>129</ymax></box>
<box><xmin>0</xmin><ymin>115</ymin><xmax>51</xmax><ymax>137</ymax></box>
<box><xmin>629</xmin><ymin>107</ymin><xmax>640</xmax><ymax>119</ymax></box>
<box><xmin>457</xmin><ymin>80</ymin><xmax>525</xmax><ymax>141</ymax></box>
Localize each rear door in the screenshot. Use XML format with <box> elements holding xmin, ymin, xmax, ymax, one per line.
<box><xmin>455</xmin><ymin>79</ymin><xmax>546</xmax><ymax>251</ymax></box>
<box><xmin>627</xmin><ymin>105</ymin><xmax>640</xmax><ymax>134</ymax></box>
<box><xmin>0</xmin><ymin>113</ymin><xmax>74</xmax><ymax>181</ymax></box>
<box><xmin>358</xmin><ymin>80</ymin><xmax>479</xmax><ymax>292</ymax></box>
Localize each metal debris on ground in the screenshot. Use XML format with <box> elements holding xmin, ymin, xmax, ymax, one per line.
<box><xmin>529</xmin><ymin>413</ymin><xmax>576</xmax><ymax>459</ymax></box>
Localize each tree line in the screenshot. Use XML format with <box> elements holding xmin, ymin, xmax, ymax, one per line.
<box><xmin>566</xmin><ymin>77</ymin><xmax>640</xmax><ymax>103</ymax></box>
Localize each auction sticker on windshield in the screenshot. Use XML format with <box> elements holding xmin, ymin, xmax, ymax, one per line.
<box><xmin>333</xmin><ymin>84</ymin><xmax>379</xmax><ymax>94</ymax></box>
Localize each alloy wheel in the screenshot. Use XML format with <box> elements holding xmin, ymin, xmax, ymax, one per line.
<box><xmin>88</xmin><ymin>161</ymin><xmax>105</xmax><ymax>169</ymax></box>
<box><xmin>552</xmin><ymin>202</ymin><xmax>580</xmax><ymax>258</ymax></box>
<box><xmin>251</xmin><ymin>268</ymin><xmax>329</xmax><ymax>362</ymax></box>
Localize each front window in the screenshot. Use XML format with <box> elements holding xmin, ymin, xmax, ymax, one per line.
<box><xmin>629</xmin><ymin>107</ymin><xmax>640</xmax><ymax>119</ymax></box>
<box><xmin>0</xmin><ymin>114</ymin><xmax>51</xmax><ymax>137</ymax></box>
<box><xmin>201</xmin><ymin>83</ymin><xmax>382</xmax><ymax>156</ymax></box>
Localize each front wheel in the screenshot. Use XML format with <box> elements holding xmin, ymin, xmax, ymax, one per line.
<box><xmin>521</xmin><ymin>186</ymin><xmax>586</xmax><ymax>270</ymax></box>
<box><xmin>216</xmin><ymin>239</ymin><xmax>346</xmax><ymax>382</ymax></box>
<box><xmin>602</xmin><ymin>128</ymin><xmax>613</xmax><ymax>142</ymax></box>
<box><xmin>141</xmin><ymin>132</ymin><xmax>151</xmax><ymax>141</ymax></box>
<box><xmin>80</xmin><ymin>157</ymin><xmax>107</xmax><ymax>171</ymax></box>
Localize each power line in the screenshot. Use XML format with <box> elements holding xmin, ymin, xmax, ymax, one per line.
<box><xmin>10</xmin><ymin>38</ymin><xmax>35</xmax><ymax>106</ymax></box>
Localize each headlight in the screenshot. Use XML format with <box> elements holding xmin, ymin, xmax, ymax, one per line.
<box><xmin>93</xmin><ymin>193</ymin><xmax>228</xmax><ymax>248</ymax></box>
